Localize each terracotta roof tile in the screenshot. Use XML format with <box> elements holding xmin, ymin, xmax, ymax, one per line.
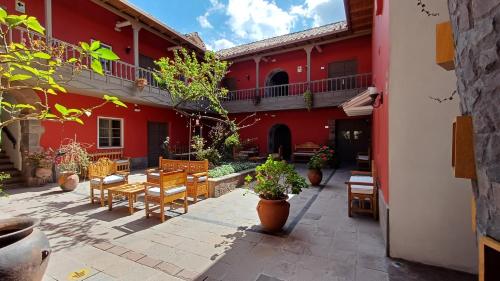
<box><xmin>216</xmin><ymin>21</ymin><xmax>348</xmax><ymax>59</ymax></box>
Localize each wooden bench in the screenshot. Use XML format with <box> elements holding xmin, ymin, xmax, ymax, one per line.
<box><xmin>147</xmin><ymin>157</ymin><xmax>209</xmax><ymax>202</ymax></box>
<box><xmin>292</xmin><ymin>142</ymin><xmax>320</xmax><ymax>162</ymax></box>
<box><xmin>233</xmin><ymin>145</ymin><xmax>259</xmax><ymax>160</ymax></box>
<box><xmin>88</xmin><ymin>158</ymin><xmax>129</xmax><ymax>207</ymax></box>
<box><xmin>89</xmin><ymin>149</ymin><xmax>130</xmax><ymax>172</ymax></box>
<box><xmin>144</xmin><ymin>171</ymin><xmax>188</xmax><ymax>222</ymax></box>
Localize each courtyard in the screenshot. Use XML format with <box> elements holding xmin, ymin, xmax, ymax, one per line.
<box><xmin>0</xmin><ymin>166</ymin><xmax>474</xmax><ymax>281</ymax></box>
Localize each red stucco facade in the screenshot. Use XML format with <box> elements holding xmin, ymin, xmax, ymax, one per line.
<box><xmin>39</xmin><ymin>94</ymin><xmax>190</xmax><ymax>158</ymax></box>
<box><xmin>371</xmin><ymin>0</ymin><xmax>390</xmax><ymax>203</ymax></box>
<box><xmin>225</xmin><ymin>35</ymin><xmax>372</xmax><ymax>90</ymax></box>
<box><xmin>231</xmin><ymin>108</ymin><xmax>363</xmax><ymax>156</ymax></box>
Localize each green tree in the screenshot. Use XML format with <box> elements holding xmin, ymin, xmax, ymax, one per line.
<box><xmin>154</xmin><ymin>48</ymin><xmax>258</xmax><ymax>158</ymax></box>
<box><xmin>0</xmin><ymin>9</ymin><xmax>126</xmax><ymax>193</ymax></box>
<box><xmin>0</xmin><ymin>8</ymin><xmax>126</xmax><ymax>128</ymax></box>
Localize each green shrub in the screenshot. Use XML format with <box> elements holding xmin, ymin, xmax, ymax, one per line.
<box><xmin>208</xmin><ymin>161</ymin><xmax>258</xmax><ymax>178</ymax></box>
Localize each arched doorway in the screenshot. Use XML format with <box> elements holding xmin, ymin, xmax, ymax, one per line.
<box><xmin>268</xmin><ymin>124</ymin><xmax>292</xmax><ymax>160</ymax></box>
<box><xmin>265</xmin><ymin>70</ymin><xmax>289</xmax><ymax>97</ymax></box>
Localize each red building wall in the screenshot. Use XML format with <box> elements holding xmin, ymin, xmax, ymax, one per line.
<box><xmin>225</xmin><ymin>35</ymin><xmax>372</xmax><ymax>90</ymax></box>
<box><xmin>0</xmin><ymin>0</ymin><xmax>176</xmax><ymax>66</ymax></box>
<box><xmin>39</xmin><ymin>93</ymin><xmax>189</xmax><ymax>158</ymax></box>
<box><xmin>231</xmin><ymin>108</ymin><xmax>358</xmax><ymax>155</ymax></box>
<box><xmin>0</xmin><ymin>0</ymin><xmax>45</xmax><ymax>23</ymax></box>
<box><xmin>372</xmin><ymin>0</ymin><xmax>390</xmax><ymax>202</ymax></box>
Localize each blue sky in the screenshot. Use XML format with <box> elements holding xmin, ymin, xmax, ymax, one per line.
<box><xmin>127</xmin><ymin>0</ymin><xmax>346</xmax><ymax>50</ymax></box>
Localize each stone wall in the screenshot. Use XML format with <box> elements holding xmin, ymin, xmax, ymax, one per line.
<box><xmin>448</xmin><ymin>0</ymin><xmax>500</xmax><ymax>240</ymax></box>
<box><xmin>208</xmin><ymin>169</ymin><xmax>256</xmax><ymax>198</ymax></box>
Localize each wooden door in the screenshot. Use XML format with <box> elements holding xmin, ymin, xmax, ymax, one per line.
<box><xmin>335</xmin><ymin>118</ymin><xmax>370</xmax><ymax>165</ymax></box>
<box><xmin>328</xmin><ymin>60</ymin><xmax>358</xmax><ymax>90</ymax></box>
<box><xmin>147</xmin><ymin>122</ymin><xmax>168</xmax><ymax>167</ymax></box>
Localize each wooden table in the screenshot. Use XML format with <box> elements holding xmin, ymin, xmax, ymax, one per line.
<box><xmin>107</xmin><ymin>183</ymin><xmax>145</xmax><ymax>215</ymax></box>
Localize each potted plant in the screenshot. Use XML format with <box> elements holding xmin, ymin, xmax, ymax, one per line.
<box><xmin>303</xmin><ymin>89</ymin><xmax>313</xmax><ymax>111</ymax></box>
<box><xmin>27</xmin><ymin>149</ymin><xmax>55</xmax><ymax>180</ymax></box>
<box><xmin>135</xmin><ymin>77</ymin><xmax>148</xmax><ymax>89</ymax></box>
<box><xmin>307</xmin><ymin>146</ymin><xmax>335</xmax><ymax>186</ymax></box>
<box><xmin>245</xmin><ymin>156</ymin><xmax>308</xmax><ymax>232</ymax></box>
<box><xmin>56</xmin><ymin>138</ymin><xmax>91</xmax><ymax>191</ymax></box>
<box><xmin>307</xmin><ymin>154</ymin><xmax>324</xmax><ymax>186</ymax></box>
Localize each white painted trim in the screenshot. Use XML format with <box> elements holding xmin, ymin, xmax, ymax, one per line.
<box><xmin>97</xmin><ymin>116</ymin><xmax>124</xmax><ymax>149</ymax></box>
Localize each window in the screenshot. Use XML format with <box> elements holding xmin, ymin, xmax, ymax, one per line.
<box><xmin>92</xmin><ymin>40</ymin><xmax>113</xmax><ymax>74</ymax></box>
<box><xmin>98</xmin><ymin>117</ymin><xmax>123</xmax><ymax>148</ymax></box>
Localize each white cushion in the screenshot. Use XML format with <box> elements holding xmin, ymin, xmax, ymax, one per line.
<box><xmin>115</xmin><ymin>159</ymin><xmax>129</xmax><ymax>164</ymax></box>
<box><xmin>148</xmin><ymin>172</ymin><xmax>160</xmax><ymax>178</ymax></box>
<box><xmin>187</xmin><ymin>175</ymin><xmax>207</xmax><ymax>182</ymax></box>
<box><xmin>91</xmin><ymin>174</ymin><xmax>125</xmax><ymax>185</ymax></box>
<box><xmin>356</xmin><ymin>155</ymin><xmax>369</xmax><ymax>161</ymax></box>
<box><xmin>148</xmin><ymin>185</ymin><xmax>186</xmax><ymax>197</ymax></box>
<box><xmin>348</xmin><ymin>176</ymin><xmax>374</xmax><ymax>194</ymax></box>
<box><xmin>350</xmin><ymin>185</ymin><xmax>374</xmax><ymax>194</ymax></box>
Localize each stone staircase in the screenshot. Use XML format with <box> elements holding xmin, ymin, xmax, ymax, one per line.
<box><xmin>0</xmin><ymin>150</ymin><xmax>24</xmax><ymax>188</ymax></box>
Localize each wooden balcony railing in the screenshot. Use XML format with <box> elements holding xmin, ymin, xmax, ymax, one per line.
<box><xmin>224</xmin><ymin>73</ymin><xmax>372</xmax><ymax>102</ymax></box>
<box><xmin>8</xmin><ymin>27</ymin><xmax>160</xmax><ymax>90</ymax></box>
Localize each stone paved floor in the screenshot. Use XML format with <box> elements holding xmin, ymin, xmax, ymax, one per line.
<box><xmin>0</xmin><ymin>166</ymin><xmax>476</xmax><ymax>281</ymax></box>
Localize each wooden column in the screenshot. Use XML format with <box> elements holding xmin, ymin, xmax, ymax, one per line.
<box><xmin>132</xmin><ymin>24</ymin><xmax>141</xmax><ymax>68</ymax></box>
<box><xmin>44</xmin><ymin>0</ymin><xmax>52</xmax><ymax>39</ymax></box>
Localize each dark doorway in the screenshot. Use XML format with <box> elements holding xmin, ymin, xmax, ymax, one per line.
<box><xmin>335</xmin><ymin>118</ymin><xmax>371</xmax><ymax>166</ymax></box>
<box><xmin>266</xmin><ymin>70</ymin><xmax>289</xmax><ymax>97</ymax></box>
<box><xmin>147</xmin><ymin>122</ymin><xmax>168</xmax><ymax>167</ymax></box>
<box><xmin>328</xmin><ymin>60</ymin><xmax>358</xmax><ymax>90</ymax></box>
<box><xmin>268</xmin><ymin>124</ymin><xmax>292</xmax><ymax>160</ymax></box>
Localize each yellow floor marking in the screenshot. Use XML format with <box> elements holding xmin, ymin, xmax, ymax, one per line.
<box><xmin>67</xmin><ymin>268</ymin><xmax>91</xmax><ymax>281</ymax></box>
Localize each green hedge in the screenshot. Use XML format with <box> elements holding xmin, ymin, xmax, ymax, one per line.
<box><xmin>208</xmin><ymin>162</ymin><xmax>258</xmax><ymax>178</ymax></box>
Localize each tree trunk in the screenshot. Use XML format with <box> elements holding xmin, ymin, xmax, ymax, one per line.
<box><xmin>448</xmin><ymin>0</ymin><xmax>500</xmax><ymax>240</ymax></box>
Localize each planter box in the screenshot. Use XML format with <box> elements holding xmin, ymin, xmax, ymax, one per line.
<box><xmin>208</xmin><ymin>168</ymin><xmax>256</xmax><ymax>198</ymax></box>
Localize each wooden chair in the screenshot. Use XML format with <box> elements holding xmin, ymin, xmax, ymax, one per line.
<box><xmin>88</xmin><ymin>158</ymin><xmax>129</xmax><ymax>207</ymax></box>
<box><xmin>345</xmin><ymin>160</ymin><xmax>377</xmax><ymax>219</ymax></box>
<box><xmin>144</xmin><ymin>170</ymin><xmax>188</xmax><ymax>222</ymax></box>
<box><xmin>356</xmin><ymin>148</ymin><xmax>371</xmax><ymax>170</ymax></box>
<box><xmin>146</xmin><ymin>158</ymin><xmax>209</xmax><ymax>203</ymax></box>
<box><xmin>89</xmin><ymin>150</ymin><xmax>130</xmax><ymax>172</ymax></box>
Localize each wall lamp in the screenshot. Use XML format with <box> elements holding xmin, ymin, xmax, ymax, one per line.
<box><xmin>370</xmin><ymin>91</ymin><xmax>384</xmax><ymax>108</ymax></box>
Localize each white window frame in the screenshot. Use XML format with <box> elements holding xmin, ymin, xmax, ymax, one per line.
<box><xmin>91</xmin><ymin>39</ymin><xmax>113</xmax><ymax>75</ymax></box>
<box><xmin>97</xmin><ymin>116</ymin><xmax>124</xmax><ymax>149</ymax></box>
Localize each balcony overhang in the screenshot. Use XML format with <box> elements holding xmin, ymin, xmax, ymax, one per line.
<box><xmin>341</xmin><ymin>86</ymin><xmax>376</xmax><ymax>116</ymax></box>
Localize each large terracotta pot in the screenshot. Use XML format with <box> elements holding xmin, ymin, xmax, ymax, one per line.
<box><xmin>307</xmin><ymin>169</ymin><xmax>323</xmax><ymax>186</ymax></box>
<box><xmin>58</xmin><ymin>171</ymin><xmax>79</xmax><ymax>191</ymax></box>
<box><xmin>0</xmin><ymin>217</ymin><xmax>51</xmax><ymax>281</ymax></box>
<box><xmin>35</xmin><ymin>167</ymin><xmax>52</xmax><ymax>179</ymax></box>
<box><xmin>257</xmin><ymin>196</ymin><xmax>290</xmax><ymax>232</ymax></box>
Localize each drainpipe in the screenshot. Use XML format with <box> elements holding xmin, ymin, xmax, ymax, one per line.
<box><xmin>304</xmin><ymin>45</ymin><xmax>314</xmax><ymax>90</ymax></box>
<box><xmin>253</xmin><ymin>56</ymin><xmax>261</xmax><ymax>98</ymax></box>
<box><xmin>44</xmin><ymin>0</ymin><xmax>52</xmax><ymax>40</ymax></box>
<box><xmin>132</xmin><ymin>24</ymin><xmax>141</xmax><ymax>78</ymax></box>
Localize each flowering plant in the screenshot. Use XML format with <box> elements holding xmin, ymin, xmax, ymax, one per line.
<box><xmin>245</xmin><ymin>156</ymin><xmax>308</xmax><ymax>200</ymax></box>
<box><xmin>26</xmin><ymin>149</ymin><xmax>55</xmax><ymax>169</ymax></box>
<box><xmin>307</xmin><ymin>146</ymin><xmax>335</xmax><ymax>170</ymax></box>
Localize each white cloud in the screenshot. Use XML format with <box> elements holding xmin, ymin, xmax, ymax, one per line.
<box><xmin>226</xmin><ymin>0</ymin><xmax>297</xmax><ymax>41</ymax></box>
<box><xmin>291</xmin><ymin>0</ymin><xmax>344</xmax><ymax>27</ymax></box>
<box><xmin>208</xmin><ymin>38</ymin><xmax>236</xmax><ymax>51</ymax></box>
<box><xmin>197</xmin><ymin>0</ymin><xmax>225</xmax><ymax>29</ymax></box>
<box><xmin>197</xmin><ymin>15</ymin><xmax>213</xmax><ymax>29</ymax></box>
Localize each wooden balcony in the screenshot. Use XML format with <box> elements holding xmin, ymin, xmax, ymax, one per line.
<box><xmin>223</xmin><ymin>73</ymin><xmax>372</xmax><ymax>113</ymax></box>
<box><xmin>9</xmin><ymin>27</ymin><xmax>171</xmax><ymax>107</ymax></box>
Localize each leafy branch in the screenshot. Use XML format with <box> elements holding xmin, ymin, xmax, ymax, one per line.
<box><xmin>0</xmin><ymin>8</ymin><xmax>126</xmax><ymax>129</ymax></box>
<box><xmin>429</xmin><ymin>90</ymin><xmax>457</xmax><ymax>103</ymax></box>
<box><xmin>417</xmin><ymin>0</ymin><xmax>439</xmax><ymax>17</ymax></box>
